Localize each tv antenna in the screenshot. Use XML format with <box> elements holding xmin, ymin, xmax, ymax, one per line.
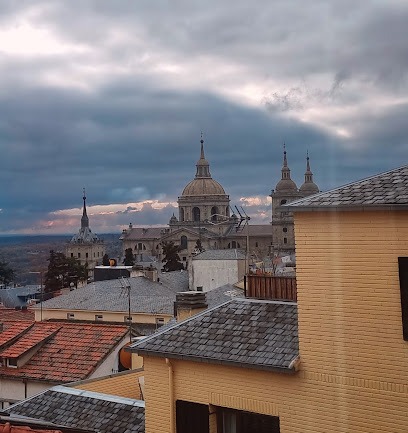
<box><xmin>119</xmin><ymin>277</ymin><xmax>132</xmax><ymax>343</ymax></box>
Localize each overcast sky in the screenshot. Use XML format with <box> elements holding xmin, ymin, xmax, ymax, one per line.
<box><xmin>1</xmin><ymin>0</ymin><xmax>407</xmax><ymax>234</ymax></box>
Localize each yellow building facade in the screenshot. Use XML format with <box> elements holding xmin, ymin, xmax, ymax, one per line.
<box><xmin>133</xmin><ymin>165</ymin><xmax>408</xmax><ymax>432</ymax></box>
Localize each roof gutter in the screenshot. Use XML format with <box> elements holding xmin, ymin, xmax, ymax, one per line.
<box><xmin>165</xmin><ymin>358</ymin><xmax>175</xmax><ymax>433</ymax></box>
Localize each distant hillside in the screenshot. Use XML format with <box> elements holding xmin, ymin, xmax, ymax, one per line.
<box><xmin>0</xmin><ymin>234</ymin><xmax>122</xmax><ymax>286</ymax></box>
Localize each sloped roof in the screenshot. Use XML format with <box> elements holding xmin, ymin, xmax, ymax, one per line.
<box><xmin>205</xmin><ymin>284</ymin><xmax>244</xmax><ymax>309</ymax></box>
<box><xmin>286</xmin><ymin>164</ymin><xmax>408</xmax><ymax>211</ymax></box>
<box><xmin>38</xmin><ymin>277</ymin><xmax>180</xmax><ymax>316</ymax></box>
<box><xmin>0</xmin><ymin>308</ymin><xmax>35</xmax><ymax>321</ymax></box>
<box><xmin>131</xmin><ymin>298</ymin><xmax>299</xmax><ymax>373</ymax></box>
<box><xmin>7</xmin><ymin>386</ymin><xmax>144</xmax><ymax>433</ymax></box>
<box><xmin>121</xmin><ymin>227</ymin><xmax>165</xmax><ymax>241</ymax></box>
<box><xmin>231</xmin><ymin>224</ymin><xmax>272</xmax><ymax>238</ymax></box>
<box><xmin>0</xmin><ymin>321</ymin><xmax>128</xmax><ymax>383</ymax></box>
<box><xmin>193</xmin><ymin>249</ymin><xmax>245</xmax><ymax>261</ymax></box>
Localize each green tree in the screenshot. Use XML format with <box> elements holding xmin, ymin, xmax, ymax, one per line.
<box><xmin>0</xmin><ymin>260</ymin><xmax>15</xmax><ymax>287</ymax></box>
<box><xmin>161</xmin><ymin>241</ymin><xmax>184</xmax><ymax>272</ymax></box>
<box><xmin>123</xmin><ymin>248</ymin><xmax>135</xmax><ymax>266</ymax></box>
<box><xmin>102</xmin><ymin>253</ymin><xmax>110</xmax><ymax>266</ymax></box>
<box><xmin>194</xmin><ymin>239</ymin><xmax>204</xmax><ymax>253</ymax></box>
<box><xmin>44</xmin><ymin>250</ymin><xmax>87</xmax><ymax>293</ymax></box>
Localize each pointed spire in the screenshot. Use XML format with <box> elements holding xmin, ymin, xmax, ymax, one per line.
<box><xmin>281</xmin><ymin>143</ymin><xmax>291</xmax><ymax>180</ymax></box>
<box><xmin>283</xmin><ymin>142</ymin><xmax>288</xmax><ymax>168</ymax></box>
<box><xmin>195</xmin><ymin>134</ymin><xmax>211</xmax><ymax>178</ymax></box>
<box><xmin>200</xmin><ymin>132</ymin><xmax>205</xmax><ymax>159</ymax></box>
<box><xmin>304</xmin><ymin>150</ymin><xmax>313</xmax><ymax>182</ymax></box>
<box><xmin>81</xmin><ymin>188</ymin><xmax>89</xmax><ymax>229</ymax></box>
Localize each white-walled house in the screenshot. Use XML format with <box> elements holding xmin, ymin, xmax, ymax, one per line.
<box><xmin>189</xmin><ymin>249</ymin><xmax>246</xmax><ymax>291</ymax></box>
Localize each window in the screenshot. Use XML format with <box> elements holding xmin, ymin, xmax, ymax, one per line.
<box><xmin>176</xmin><ymin>401</ymin><xmax>209</xmax><ymax>433</ymax></box>
<box><xmin>255</xmin><ymin>242</ymin><xmax>258</xmax><ymax>247</ymax></box>
<box><xmin>70</xmin><ymin>253</ymin><xmax>73</xmax><ymax>258</ymax></box>
<box><xmin>156</xmin><ymin>317</ymin><xmax>165</xmax><ymax>326</ymax></box>
<box><xmin>95</xmin><ymin>314</ymin><xmax>103</xmax><ymax>321</ymax></box>
<box><xmin>7</xmin><ymin>358</ymin><xmax>18</xmax><ymax>368</ymax></box>
<box><xmin>217</xmin><ymin>407</ymin><xmax>280</xmax><ymax>433</ymax></box>
<box><xmin>93</xmin><ymin>252</ymin><xmax>95</xmax><ymax>257</ymax></box>
<box><xmin>283</xmin><ymin>227</ymin><xmax>288</xmax><ymax>233</ymax></box>
<box><xmin>196</xmin><ymin>286</ymin><xmax>203</xmax><ymax>292</ymax></box>
<box><xmin>124</xmin><ymin>316</ymin><xmax>132</xmax><ymax>323</ymax></box>
<box><xmin>180</xmin><ymin>208</ymin><xmax>185</xmax><ymax>221</ymax></box>
<box><xmin>211</xmin><ymin>206</ymin><xmax>218</xmax><ymax>221</ymax></box>
<box><xmin>97</xmin><ymin>252</ymin><xmax>100</xmax><ymax>257</ymax></box>
<box><xmin>398</xmin><ymin>257</ymin><xmax>408</xmax><ymax>340</ymax></box>
<box><xmin>86</xmin><ymin>252</ymin><xmax>89</xmax><ymax>258</ymax></box>
<box><xmin>283</xmin><ymin>237</ymin><xmax>287</xmax><ymax>244</ymax></box>
<box><xmin>67</xmin><ymin>313</ymin><xmax>75</xmax><ymax>320</ymax></box>
<box><xmin>193</xmin><ymin>207</ymin><xmax>200</xmax><ymax>222</ymax></box>
<box><xmin>182</xmin><ymin>256</ymin><xmax>187</xmax><ymax>262</ymax></box>
<box><xmin>180</xmin><ymin>235</ymin><xmax>188</xmax><ymax>250</ymax></box>
<box><xmin>78</xmin><ymin>253</ymin><xmax>81</xmax><ymax>258</ymax></box>
<box><xmin>280</xmin><ymin>199</ymin><xmax>287</xmax><ymax>205</ymax></box>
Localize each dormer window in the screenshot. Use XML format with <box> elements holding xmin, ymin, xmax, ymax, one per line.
<box><xmin>7</xmin><ymin>358</ymin><xmax>18</xmax><ymax>368</ymax></box>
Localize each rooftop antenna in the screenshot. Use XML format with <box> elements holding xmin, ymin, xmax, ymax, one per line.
<box><xmin>235</xmin><ymin>206</ymin><xmax>251</xmax><ymax>272</ymax></box>
<box><xmin>119</xmin><ymin>277</ymin><xmax>132</xmax><ymax>343</ymax></box>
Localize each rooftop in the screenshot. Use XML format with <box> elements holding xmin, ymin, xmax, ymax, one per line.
<box><xmin>7</xmin><ymin>385</ymin><xmax>144</xmax><ymax>433</ymax></box>
<box><xmin>38</xmin><ymin>276</ymin><xmax>184</xmax><ymax>316</ymax></box>
<box><xmin>193</xmin><ymin>249</ymin><xmax>246</xmax><ymax>261</ymax></box>
<box><xmin>131</xmin><ymin>298</ymin><xmax>299</xmax><ymax>373</ymax></box>
<box><xmin>286</xmin><ymin>164</ymin><xmax>408</xmax><ymax>211</ymax></box>
<box><xmin>0</xmin><ymin>321</ymin><xmax>128</xmax><ymax>383</ymax></box>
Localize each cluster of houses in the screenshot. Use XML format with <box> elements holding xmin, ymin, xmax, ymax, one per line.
<box><xmin>0</xmin><ymin>147</ymin><xmax>407</xmax><ymax>432</ymax></box>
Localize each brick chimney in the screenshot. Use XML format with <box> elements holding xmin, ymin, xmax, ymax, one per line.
<box><xmin>174</xmin><ymin>291</ymin><xmax>208</xmax><ymax>322</ymax></box>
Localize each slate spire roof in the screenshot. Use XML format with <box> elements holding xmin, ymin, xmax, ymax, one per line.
<box><xmin>70</xmin><ymin>190</ymin><xmax>101</xmax><ymax>244</ymax></box>
<box><xmin>287</xmin><ymin>164</ymin><xmax>408</xmax><ymax>211</ymax></box>
<box><xmin>130</xmin><ymin>298</ymin><xmax>299</xmax><ymax>373</ymax></box>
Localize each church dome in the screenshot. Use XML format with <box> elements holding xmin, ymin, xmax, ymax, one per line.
<box><xmin>299</xmin><ymin>153</ymin><xmax>319</xmax><ymax>196</ymax></box>
<box><xmin>275</xmin><ymin>178</ymin><xmax>298</xmax><ymax>192</ymax></box>
<box><xmin>275</xmin><ymin>147</ymin><xmax>298</xmax><ymax>193</ymax></box>
<box><xmin>182</xmin><ymin>178</ymin><xmax>226</xmax><ymax>196</ymax></box>
<box><xmin>180</xmin><ymin>136</ymin><xmax>227</xmax><ymax>197</ymax></box>
<box><xmin>299</xmin><ymin>180</ymin><xmax>319</xmax><ymax>195</ymax></box>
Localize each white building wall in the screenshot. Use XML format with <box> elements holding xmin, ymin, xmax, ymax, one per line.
<box><xmin>190</xmin><ymin>259</ymin><xmax>243</xmax><ymax>292</ymax></box>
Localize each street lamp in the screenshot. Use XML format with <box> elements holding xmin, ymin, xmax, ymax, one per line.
<box><xmin>29</xmin><ymin>271</ymin><xmax>43</xmax><ymax>321</ymax></box>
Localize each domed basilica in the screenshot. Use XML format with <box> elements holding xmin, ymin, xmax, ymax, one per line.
<box><xmin>121</xmin><ymin>137</ymin><xmax>319</xmax><ymax>265</ymax></box>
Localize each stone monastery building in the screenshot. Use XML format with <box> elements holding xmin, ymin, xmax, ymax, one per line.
<box><xmin>121</xmin><ymin>137</ymin><xmax>319</xmax><ymax>263</ymax></box>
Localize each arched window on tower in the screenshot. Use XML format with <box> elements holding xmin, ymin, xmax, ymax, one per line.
<box><xmin>226</xmin><ymin>206</ymin><xmax>230</xmax><ymax>217</ymax></box>
<box><xmin>280</xmin><ymin>199</ymin><xmax>287</xmax><ymax>205</ymax></box>
<box><xmin>180</xmin><ymin>236</ymin><xmax>188</xmax><ymax>250</ymax></box>
<box><xmin>193</xmin><ymin>207</ymin><xmax>200</xmax><ymax>222</ymax></box>
<box><xmin>180</xmin><ymin>208</ymin><xmax>185</xmax><ymax>222</ymax></box>
<box><xmin>211</xmin><ymin>206</ymin><xmax>218</xmax><ymax>222</ymax></box>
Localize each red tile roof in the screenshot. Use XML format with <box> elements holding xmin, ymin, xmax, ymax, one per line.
<box><xmin>0</xmin><ymin>309</ymin><xmax>35</xmax><ymax>321</ymax></box>
<box><xmin>1</xmin><ymin>323</ymin><xmax>61</xmax><ymax>358</ymax></box>
<box><xmin>0</xmin><ymin>321</ymin><xmax>128</xmax><ymax>383</ymax></box>
<box><xmin>0</xmin><ymin>322</ymin><xmax>33</xmax><ymax>348</ymax></box>
<box><xmin>0</xmin><ymin>423</ymin><xmax>63</xmax><ymax>432</ymax></box>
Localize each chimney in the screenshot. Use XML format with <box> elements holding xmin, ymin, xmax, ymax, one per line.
<box><xmin>174</xmin><ymin>291</ymin><xmax>208</xmax><ymax>322</ymax></box>
<box><xmin>144</xmin><ymin>267</ymin><xmax>158</xmax><ymax>282</ymax></box>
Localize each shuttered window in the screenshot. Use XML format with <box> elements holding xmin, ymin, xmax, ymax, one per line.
<box><xmin>217</xmin><ymin>407</ymin><xmax>280</xmax><ymax>433</ymax></box>
<box><xmin>176</xmin><ymin>400</ymin><xmax>209</xmax><ymax>433</ymax></box>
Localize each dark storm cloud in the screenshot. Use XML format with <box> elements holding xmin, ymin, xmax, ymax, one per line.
<box><xmin>0</xmin><ymin>1</ymin><xmax>407</xmax><ymax>233</ymax></box>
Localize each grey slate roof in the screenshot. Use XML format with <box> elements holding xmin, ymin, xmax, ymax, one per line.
<box><xmin>205</xmin><ymin>284</ymin><xmax>244</xmax><ymax>309</ymax></box>
<box><xmin>286</xmin><ymin>164</ymin><xmax>408</xmax><ymax>211</ymax></box>
<box><xmin>7</xmin><ymin>386</ymin><xmax>144</xmax><ymax>433</ymax></box>
<box><xmin>131</xmin><ymin>298</ymin><xmax>299</xmax><ymax>373</ymax></box>
<box><xmin>193</xmin><ymin>249</ymin><xmax>246</xmax><ymax>261</ymax></box>
<box><xmin>38</xmin><ymin>276</ymin><xmax>180</xmax><ymax>316</ymax></box>
<box><xmin>158</xmin><ymin>270</ymin><xmax>189</xmax><ymax>292</ymax></box>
